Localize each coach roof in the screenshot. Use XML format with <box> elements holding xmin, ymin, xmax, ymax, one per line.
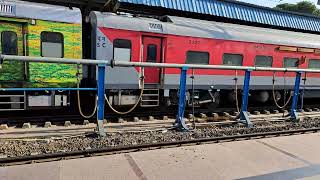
<box><xmin>92</xmin><ymin>12</ymin><xmax>320</xmax><ymax>49</ymax></box>
<box><xmin>0</xmin><ymin>0</ymin><xmax>81</xmax><ymax>24</ymax></box>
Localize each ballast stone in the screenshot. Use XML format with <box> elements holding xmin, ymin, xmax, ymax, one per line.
<box><xmin>117</xmin><ymin>118</ymin><xmax>125</xmax><ymax>123</ymax></box>
<box><xmin>200</xmin><ymin>113</ymin><xmax>207</xmax><ymax>118</ymax></box>
<box><xmin>0</xmin><ymin>124</ymin><xmax>8</xmax><ymax>130</ymax></box>
<box><xmin>64</xmin><ymin>121</ymin><xmax>72</xmax><ymax>127</ymax></box>
<box><xmin>272</xmin><ymin>110</ymin><xmax>280</xmax><ymax>114</ymax></box>
<box><xmin>196</xmin><ymin>118</ymin><xmax>205</xmax><ymax>123</ymax></box>
<box><xmin>263</xmin><ymin>110</ymin><xmax>271</xmax><ymax>115</ymax></box>
<box><xmin>148</xmin><ymin>116</ymin><xmax>155</xmax><ymax>121</ymax></box>
<box><xmin>133</xmin><ymin>117</ymin><xmax>140</xmax><ymax>122</ymax></box>
<box><xmin>211</xmin><ymin>113</ymin><xmax>219</xmax><ymax>121</ymax></box>
<box><xmin>306</xmin><ymin>108</ymin><xmax>313</xmax><ymax>112</ymax></box>
<box><xmin>222</xmin><ymin>112</ymin><xmax>230</xmax><ymax>117</ymax></box>
<box><xmin>44</xmin><ymin>122</ymin><xmax>52</xmax><ymax>128</ymax></box>
<box><xmin>22</xmin><ymin>123</ymin><xmax>31</xmax><ymax>129</ymax></box>
<box><xmin>187</xmin><ymin>114</ymin><xmax>194</xmax><ymax>119</ymax></box>
<box><xmin>233</xmin><ymin>112</ymin><xmax>240</xmax><ymax>116</ymax></box>
<box><xmin>253</xmin><ymin>111</ymin><xmax>261</xmax><ymax>115</ymax></box>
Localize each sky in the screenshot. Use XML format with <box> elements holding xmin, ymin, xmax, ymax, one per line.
<box><xmin>237</xmin><ymin>0</ymin><xmax>320</xmax><ymax>8</ymax></box>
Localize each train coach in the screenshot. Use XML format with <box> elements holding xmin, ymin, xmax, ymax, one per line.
<box><xmin>0</xmin><ymin>1</ymin><xmax>82</xmax><ymax>111</ymax></box>
<box><xmin>89</xmin><ymin>11</ymin><xmax>320</xmax><ymax>110</ymax></box>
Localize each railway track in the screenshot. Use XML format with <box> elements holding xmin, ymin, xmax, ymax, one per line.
<box><xmin>0</xmin><ymin>112</ymin><xmax>317</xmax><ymax>136</ymax></box>
<box><xmin>0</xmin><ymin>104</ymin><xmax>319</xmax><ymax>127</ymax></box>
<box><xmin>1</xmin><ymin>103</ymin><xmax>320</xmax><ymax>167</ymax></box>
<box><xmin>0</xmin><ymin>109</ymin><xmax>174</xmax><ymax>126</ymax></box>
<box><xmin>1</xmin><ymin>127</ymin><xmax>319</xmax><ymax>167</ymax></box>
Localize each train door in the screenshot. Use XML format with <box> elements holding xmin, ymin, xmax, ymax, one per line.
<box><xmin>0</xmin><ymin>21</ymin><xmax>24</xmax><ymax>83</ymax></box>
<box><xmin>142</xmin><ymin>36</ymin><xmax>162</xmax><ymax>84</ymax></box>
<box><xmin>0</xmin><ymin>21</ymin><xmax>25</xmax><ymax>111</ymax></box>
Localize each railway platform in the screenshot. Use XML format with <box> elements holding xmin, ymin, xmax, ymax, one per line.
<box><xmin>1</xmin><ymin>132</ymin><xmax>320</xmax><ymax>180</ymax></box>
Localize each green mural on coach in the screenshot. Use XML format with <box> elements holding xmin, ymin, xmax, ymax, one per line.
<box><xmin>0</xmin><ymin>17</ymin><xmax>82</xmax><ymax>88</ymax></box>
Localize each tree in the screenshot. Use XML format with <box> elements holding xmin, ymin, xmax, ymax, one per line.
<box><xmin>275</xmin><ymin>1</ymin><xmax>320</xmax><ymax>16</ymax></box>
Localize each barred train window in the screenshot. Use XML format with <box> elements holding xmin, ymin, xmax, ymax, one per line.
<box><xmin>113</xmin><ymin>39</ymin><xmax>131</xmax><ymax>62</ymax></box>
<box><xmin>223</xmin><ymin>53</ymin><xmax>243</xmax><ymax>66</ymax></box>
<box><xmin>147</xmin><ymin>44</ymin><xmax>157</xmax><ymax>63</ymax></box>
<box><xmin>186</xmin><ymin>51</ymin><xmax>209</xmax><ymax>65</ymax></box>
<box><xmin>41</xmin><ymin>32</ymin><xmax>64</xmax><ymax>58</ymax></box>
<box><xmin>283</xmin><ymin>57</ymin><xmax>299</xmax><ymax>68</ymax></box>
<box><xmin>309</xmin><ymin>59</ymin><xmax>320</xmax><ymax>69</ymax></box>
<box><xmin>255</xmin><ymin>55</ymin><xmax>273</xmax><ymax>67</ymax></box>
<box><xmin>1</xmin><ymin>31</ymin><xmax>18</xmax><ymax>55</ymax></box>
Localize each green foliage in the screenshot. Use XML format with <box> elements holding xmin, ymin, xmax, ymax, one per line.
<box><xmin>275</xmin><ymin>1</ymin><xmax>320</xmax><ymax>16</ymax></box>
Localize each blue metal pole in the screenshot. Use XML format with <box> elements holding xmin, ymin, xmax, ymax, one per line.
<box><xmin>290</xmin><ymin>72</ymin><xmax>302</xmax><ymax>121</ymax></box>
<box><xmin>299</xmin><ymin>73</ymin><xmax>306</xmax><ymax>112</ymax></box>
<box><xmin>176</xmin><ymin>66</ymin><xmax>189</xmax><ymax>131</ymax></box>
<box><xmin>97</xmin><ymin>64</ymin><xmax>106</xmax><ymax>136</ymax></box>
<box><xmin>240</xmin><ymin>70</ymin><xmax>253</xmax><ymax>127</ymax></box>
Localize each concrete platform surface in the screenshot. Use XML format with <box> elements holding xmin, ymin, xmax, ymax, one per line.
<box><xmin>2</xmin><ymin>133</ymin><xmax>320</xmax><ymax>180</ymax></box>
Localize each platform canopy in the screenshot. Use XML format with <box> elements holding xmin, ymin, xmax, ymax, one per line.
<box><xmin>21</xmin><ymin>0</ymin><xmax>320</xmax><ymax>33</ymax></box>
<box><xmin>117</xmin><ymin>0</ymin><xmax>320</xmax><ymax>33</ymax></box>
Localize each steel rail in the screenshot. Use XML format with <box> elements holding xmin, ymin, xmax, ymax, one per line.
<box><xmin>2</xmin><ymin>55</ymin><xmax>320</xmax><ymax>73</ymax></box>
<box><xmin>0</xmin><ymin>128</ymin><xmax>319</xmax><ymax>166</ymax></box>
<box><xmin>113</xmin><ymin>61</ymin><xmax>320</xmax><ymax>73</ymax></box>
<box><xmin>0</xmin><ymin>88</ymin><xmax>97</xmax><ymax>91</ymax></box>
<box><xmin>0</xmin><ymin>55</ymin><xmax>110</xmax><ymax>65</ymax></box>
<box><xmin>0</xmin><ymin>104</ymin><xmax>292</xmax><ymax>125</ymax></box>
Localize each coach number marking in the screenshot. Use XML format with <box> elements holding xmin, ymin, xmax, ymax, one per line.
<box><xmin>97</xmin><ymin>36</ymin><xmax>106</xmax><ymax>48</ymax></box>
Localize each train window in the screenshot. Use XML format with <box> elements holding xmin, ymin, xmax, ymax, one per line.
<box><xmin>147</xmin><ymin>44</ymin><xmax>157</xmax><ymax>63</ymax></box>
<box><xmin>255</xmin><ymin>56</ymin><xmax>273</xmax><ymax>67</ymax></box>
<box><xmin>186</xmin><ymin>51</ymin><xmax>209</xmax><ymax>65</ymax></box>
<box><xmin>283</xmin><ymin>57</ymin><xmax>299</xmax><ymax>68</ymax></box>
<box><xmin>113</xmin><ymin>39</ymin><xmax>131</xmax><ymax>62</ymax></box>
<box><xmin>1</xmin><ymin>31</ymin><xmax>18</xmax><ymax>55</ymax></box>
<box><xmin>308</xmin><ymin>59</ymin><xmax>320</xmax><ymax>69</ymax></box>
<box><xmin>41</xmin><ymin>32</ymin><xmax>64</xmax><ymax>58</ymax></box>
<box><xmin>223</xmin><ymin>54</ymin><xmax>243</xmax><ymax>66</ymax></box>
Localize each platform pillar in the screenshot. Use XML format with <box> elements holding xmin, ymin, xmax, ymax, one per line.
<box><xmin>97</xmin><ymin>64</ymin><xmax>106</xmax><ymax>137</ymax></box>
<box><xmin>290</xmin><ymin>72</ymin><xmax>302</xmax><ymax>122</ymax></box>
<box><xmin>175</xmin><ymin>66</ymin><xmax>189</xmax><ymax>131</ymax></box>
<box><xmin>240</xmin><ymin>70</ymin><xmax>253</xmax><ymax>127</ymax></box>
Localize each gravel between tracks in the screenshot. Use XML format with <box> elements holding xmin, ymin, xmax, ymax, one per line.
<box><xmin>1</xmin><ymin>118</ymin><xmax>320</xmax><ymax>158</ymax></box>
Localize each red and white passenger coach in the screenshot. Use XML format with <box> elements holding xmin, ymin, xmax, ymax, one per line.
<box><xmin>89</xmin><ymin>12</ymin><xmax>320</xmax><ymax>109</ymax></box>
